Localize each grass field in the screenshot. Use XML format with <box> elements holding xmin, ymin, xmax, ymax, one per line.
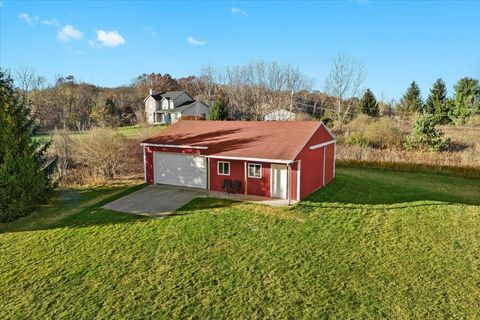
<box><xmin>35</xmin><ymin>124</ymin><xmax>166</xmax><ymax>142</ymax></box>
<box><xmin>1</xmin><ymin>167</ymin><xmax>479</xmax><ymax>319</ymax></box>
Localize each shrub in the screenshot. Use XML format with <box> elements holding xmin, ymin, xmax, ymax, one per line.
<box><xmin>344</xmin><ymin>115</ymin><xmax>405</xmax><ymax>149</ymax></box>
<box><xmin>404</xmin><ymin>114</ymin><xmax>449</xmax><ymax>152</ymax></box>
<box><xmin>50</xmin><ymin>129</ymin><xmax>74</xmax><ymax>181</ymax></box>
<box><xmin>364</xmin><ymin>117</ymin><xmax>406</xmax><ymax>149</ymax></box>
<box><xmin>75</xmin><ymin>128</ymin><xmax>133</xmax><ymax>179</ymax></box>
<box><xmin>345</xmin><ymin>133</ymin><xmax>369</xmax><ymax>147</ymax></box>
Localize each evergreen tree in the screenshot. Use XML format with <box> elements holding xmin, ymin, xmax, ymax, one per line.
<box><xmin>0</xmin><ymin>69</ymin><xmax>56</xmax><ymax>222</ymax></box>
<box><xmin>424</xmin><ymin>78</ymin><xmax>451</xmax><ymax>124</ymax></box>
<box><xmin>397</xmin><ymin>81</ymin><xmax>423</xmax><ymax>115</ymax></box>
<box><xmin>208</xmin><ymin>97</ymin><xmax>229</xmax><ymax>120</ymax></box>
<box><xmin>404</xmin><ymin>114</ymin><xmax>449</xmax><ymax>152</ymax></box>
<box><xmin>359</xmin><ymin>89</ymin><xmax>379</xmax><ymax>116</ymax></box>
<box><xmin>451</xmin><ymin>77</ymin><xmax>480</xmax><ymax>124</ymax></box>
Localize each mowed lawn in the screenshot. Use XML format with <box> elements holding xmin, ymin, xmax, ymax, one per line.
<box><xmin>1</xmin><ymin>168</ymin><xmax>479</xmax><ymax>319</ymax></box>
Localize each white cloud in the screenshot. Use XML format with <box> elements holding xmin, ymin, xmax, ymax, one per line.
<box><xmin>96</xmin><ymin>30</ymin><xmax>125</xmax><ymax>47</ymax></box>
<box><xmin>41</xmin><ymin>18</ymin><xmax>61</xmax><ymax>27</ymax></box>
<box><xmin>187</xmin><ymin>36</ymin><xmax>206</xmax><ymax>46</ymax></box>
<box><xmin>19</xmin><ymin>12</ymin><xmax>61</xmax><ymax>27</ymax></box>
<box><xmin>19</xmin><ymin>13</ymin><xmax>39</xmax><ymax>25</ymax></box>
<box><xmin>231</xmin><ymin>7</ymin><xmax>247</xmax><ymax>16</ymax></box>
<box><xmin>57</xmin><ymin>25</ymin><xmax>83</xmax><ymax>42</ymax></box>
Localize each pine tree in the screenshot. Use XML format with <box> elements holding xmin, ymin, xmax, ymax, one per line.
<box><xmin>424</xmin><ymin>78</ymin><xmax>451</xmax><ymax>124</ymax></box>
<box><xmin>397</xmin><ymin>81</ymin><xmax>423</xmax><ymax>115</ymax></box>
<box><xmin>359</xmin><ymin>89</ymin><xmax>379</xmax><ymax>117</ymax></box>
<box><xmin>451</xmin><ymin>77</ymin><xmax>480</xmax><ymax>124</ymax></box>
<box><xmin>208</xmin><ymin>97</ymin><xmax>229</xmax><ymax>120</ymax></box>
<box><xmin>404</xmin><ymin>114</ymin><xmax>449</xmax><ymax>152</ymax></box>
<box><xmin>0</xmin><ymin>69</ymin><xmax>56</xmax><ymax>222</ymax></box>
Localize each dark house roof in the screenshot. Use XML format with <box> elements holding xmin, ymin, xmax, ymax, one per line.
<box><xmin>142</xmin><ymin>120</ymin><xmax>334</xmax><ymax>161</ymax></box>
<box><xmin>156</xmin><ymin>101</ymin><xmax>208</xmax><ymax>113</ymax></box>
<box><xmin>150</xmin><ymin>91</ymin><xmax>191</xmax><ymax>101</ymax></box>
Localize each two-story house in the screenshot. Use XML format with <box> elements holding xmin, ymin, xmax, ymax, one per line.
<box><xmin>144</xmin><ymin>90</ymin><xmax>209</xmax><ymax>125</ymax></box>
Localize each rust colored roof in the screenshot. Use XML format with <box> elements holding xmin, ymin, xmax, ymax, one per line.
<box><xmin>142</xmin><ymin>120</ymin><xmax>330</xmax><ymax>161</ymax></box>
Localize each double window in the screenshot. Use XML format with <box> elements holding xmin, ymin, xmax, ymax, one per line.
<box><xmin>218</xmin><ymin>161</ymin><xmax>230</xmax><ymax>175</ymax></box>
<box><xmin>248</xmin><ymin>163</ymin><xmax>262</xmax><ymax>178</ymax></box>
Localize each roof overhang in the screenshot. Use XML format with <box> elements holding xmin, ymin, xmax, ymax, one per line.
<box><xmin>206</xmin><ymin>155</ymin><xmax>292</xmax><ymax>164</ymax></box>
<box><xmin>141</xmin><ymin>142</ymin><xmax>208</xmax><ymax>150</ymax></box>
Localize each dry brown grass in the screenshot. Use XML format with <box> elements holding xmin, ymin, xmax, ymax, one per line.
<box><xmin>335</xmin><ymin>117</ymin><xmax>480</xmax><ymax>176</ymax></box>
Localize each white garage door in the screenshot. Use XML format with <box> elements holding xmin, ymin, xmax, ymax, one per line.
<box><xmin>153</xmin><ymin>152</ymin><xmax>207</xmax><ymax>189</ymax></box>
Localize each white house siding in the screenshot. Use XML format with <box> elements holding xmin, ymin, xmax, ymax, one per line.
<box><xmin>181</xmin><ymin>103</ymin><xmax>209</xmax><ymax>119</ymax></box>
<box><xmin>145</xmin><ymin>96</ymin><xmax>158</xmax><ymax>124</ymax></box>
<box><xmin>264</xmin><ymin>109</ymin><xmax>296</xmax><ymax>121</ymax></box>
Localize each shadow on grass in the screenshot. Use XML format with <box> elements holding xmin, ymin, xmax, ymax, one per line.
<box><xmin>0</xmin><ymin>184</ymin><xmax>150</xmax><ymax>233</ymax></box>
<box><xmin>167</xmin><ymin>197</ymin><xmax>240</xmax><ymax>217</ymax></box>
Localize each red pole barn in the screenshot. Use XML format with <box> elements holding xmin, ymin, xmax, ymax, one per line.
<box><xmin>142</xmin><ymin>120</ymin><xmax>335</xmax><ymax>202</ymax></box>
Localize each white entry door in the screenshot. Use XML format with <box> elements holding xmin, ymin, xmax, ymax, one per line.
<box><xmin>271</xmin><ymin>164</ymin><xmax>287</xmax><ymax>199</ymax></box>
<box><xmin>153</xmin><ymin>152</ymin><xmax>207</xmax><ymax>189</ymax></box>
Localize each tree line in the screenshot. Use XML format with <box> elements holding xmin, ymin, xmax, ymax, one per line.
<box><xmin>10</xmin><ymin>57</ymin><xmax>480</xmax><ymax>134</ymax></box>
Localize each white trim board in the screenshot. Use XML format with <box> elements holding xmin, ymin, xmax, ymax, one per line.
<box><xmin>309</xmin><ymin>140</ymin><xmax>335</xmax><ymax>150</ymax></box>
<box><xmin>141</xmin><ymin>142</ymin><xmax>208</xmax><ymax>150</ymax></box>
<box><xmin>207</xmin><ymin>155</ymin><xmax>291</xmax><ymax>164</ymax></box>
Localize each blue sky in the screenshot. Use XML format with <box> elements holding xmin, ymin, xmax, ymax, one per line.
<box><xmin>1</xmin><ymin>0</ymin><xmax>479</xmax><ymax>100</ymax></box>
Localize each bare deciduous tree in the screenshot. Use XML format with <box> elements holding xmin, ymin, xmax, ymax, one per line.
<box><xmin>13</xmin><ymin>66</ymin><xmax>47</xmax><ymax>96</ymax></box>
<box><xmin>198</xmin><ymin>60</ymin><xmax>313</xmax><ymax>120</ymax></box>
<box><xmin>324</xmin><ymin>52</ymin><xmax>367</xmax><ymax>122</ymax></box>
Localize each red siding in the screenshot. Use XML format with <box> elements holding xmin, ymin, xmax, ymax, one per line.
<box><xmin>324</xmin><ymin>143</ymin><xmax>335</xmax><ymax>184</ymax></box>
<box><xmin>209</xmin><ymin>159</ymin><xmax>245</xmax><ymax>194</ymax></box>
<box><xmin>209</xmin><ymin>159</ymin><xmax>271</xmax><ymax>197</ymax></box>
<box><xmin>144</xmin><ymin>146</ymin><xmax>202</xmax><ymax>184</ymax></box>
<box><xmin>294</xmin><ymin>124</ymin><xmax>335</xmax><ymax>200</ymax></box>
<box><xmin>246</xmin><ymin>162</ymin><xmax>270</xmax><ymax>197</ymax></box>
<box><xmin>143</xmin><ymin>123</ymin><xmax>335</xmax><ymax>200</ymax></box>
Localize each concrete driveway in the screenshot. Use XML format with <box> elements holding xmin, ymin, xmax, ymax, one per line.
<box><xmin>102</xmin><ymin>185</ymin><xmax>206</xmax><ymax>217</ymax></box>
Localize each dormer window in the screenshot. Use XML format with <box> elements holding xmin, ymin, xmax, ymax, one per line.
<box><xmin>162</xmin><ymin>99</ymin><xmax>169</xmax><ymax>109</ymax></box>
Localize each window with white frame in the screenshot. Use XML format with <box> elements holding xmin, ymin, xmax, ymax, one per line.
<box><xmin>248</xmin><ymin>163</ymin><xmax>262</xmax><ymax>178</ymax></box>
<box><xmin>218</xmin><ymin>161</ymin><xmax>230</xmax><ymax>175</ymax></box>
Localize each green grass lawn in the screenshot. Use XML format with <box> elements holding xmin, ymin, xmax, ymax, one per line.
<box><xmin>1</xmin><ymin>167</ymin><xmax>479</xmax><ymax>319</ymax></box>
<box><xmin>34</xmin><ymin>124</ymin><xmax>166</xmax><ymax>142</ymax></box>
